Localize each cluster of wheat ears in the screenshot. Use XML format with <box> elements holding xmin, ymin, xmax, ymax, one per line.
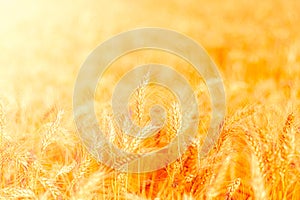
<box><xmin>1</xmin><ymin>81</ymin><xmax>300</xmax><ymax>199</ymax></box>
<box><xmin>1</xmin><ymin>0</ymin><xmax>300</xmax><ymax>199</ymax></box>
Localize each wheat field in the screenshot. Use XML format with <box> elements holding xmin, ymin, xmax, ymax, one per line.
<box><xmin>1</xmin><ymin>0</ymin><xmax>300</xmax><ymax>199</ymax></box>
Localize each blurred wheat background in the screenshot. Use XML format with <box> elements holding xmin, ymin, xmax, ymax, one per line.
<box><xmin>1</xmin><ymin>0</ymin><xmax>300</xmax><ymax>199</ymax></box>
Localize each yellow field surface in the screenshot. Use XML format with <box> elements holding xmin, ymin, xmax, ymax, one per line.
<box><xmin>0</xmin><ymin>0</ymin><xmax>300</xmax><ymax>199</ymax></box>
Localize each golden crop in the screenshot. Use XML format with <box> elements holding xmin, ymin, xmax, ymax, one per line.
<box><xmin>0</xmin><ymin>0</ymin><xmax>300</xmax><ymax>199</ymax></box>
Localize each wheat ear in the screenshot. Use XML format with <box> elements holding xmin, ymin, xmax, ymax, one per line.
<box><xmin>225</xmin><ymin>178</ymin><xmax>241</xmax><ymax>200</ymax></box>
<box><xmin>251</xmin><ymin>154</ymin><xmax>267</xmax><ymax>200</ymax></box>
